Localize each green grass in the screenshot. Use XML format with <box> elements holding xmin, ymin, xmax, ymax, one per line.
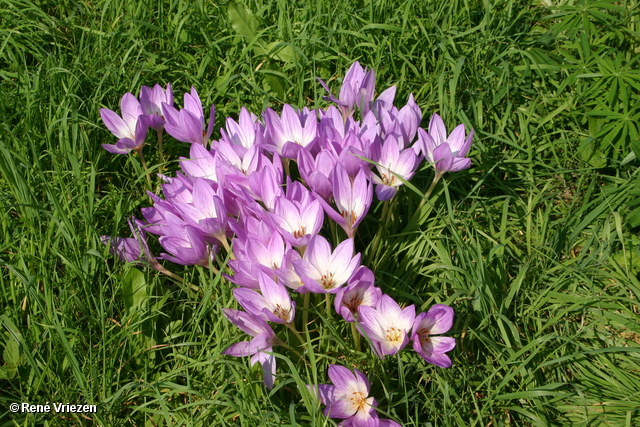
<box><xmin>1</xmin><ymin>0</ymin><xmax>640</xmax><ymax>425</ymax></box>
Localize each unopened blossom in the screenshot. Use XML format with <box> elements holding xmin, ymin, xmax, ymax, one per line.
<box><xmin>297</xmin><ymin>148</ymin><xmax>336</xmax><ymax>201</ymax></box>
<box><xmin>139</xmin><ymin>83</ymin><xmax>173</xmax><ymax>130</ymax></box>
<box><xmin>385</xmin><ymin>94</ymin><xmax>422</xmax><ymax>147</ymax></box>
<box><xmin>158</xmin><ymin>223</ymin><xmax>213</xmax><ymax>266</ymax></box>
<box><xmin>248</xmin><ymin>163</ymin><xmax>285</xmax><ymax>211</ymax></box>
<box><xmin>100</xmin><ymin>218</ymin><xmax>160</xmax><ymax>270</ymax></box>
<box><xmin>162</xmin><ymin>87</ymin><xmax>215</xmax><ymax>145</ymax></box>
<box><xmin>358</xmin><ymin>295</ymin><xmax>415</xmax><ymax>358</ymax></box>
<box><xmin>100</xmin><ymin>92</ymin><xmax>148</xmax><ymax>154</ymax></box>
<box><xmin>312</xmin><ymin>365</ymin><xmax>401</xmax><ymax>427</ymax></box>
<box><xmin>173</xmin><ymin>178</ymin><xmax>227</xmax><ymax>245</ymax></box>
<box><xmin>411</xmin><ymin>304</ymin><xmax>456</xmax><ymax>368</ymax></box>
<box><xmin>371</xmin><ymin>85</ymin><xmax>397</xmax><ymax>118</ymax></box>
<box><xmin>320</xmin><ymin>164</ymin><xmax>372</xmax><ymax>239</ymax></box>
<box><xmin>319</xmin><ymin>61</ymin><xmax>376</xmax><ymax>118</ymax></box>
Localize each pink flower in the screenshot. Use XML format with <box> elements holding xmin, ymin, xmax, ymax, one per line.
<box><xmin>312</xmin><ymin>365</ymin><xmax>401</xmax><ymax>427</ymax></box>
<box><xmin>100</xmin><ymin>93</ymin><xmax>148</xmax><ymax>154</ymax></box>
<box><xmin>411</xmin><ymin>304</ymin><xmax>456</xmax><ymax>368</ymax></box>
<box><xmin>417</xmin><ymin>114</ymin><xmax>474</xmax><ymax>175</ymax></box>
<box><xmin>358</xmin><ymin>295</ymin><xmax>415</xmax><ymax>358</ymax></box>
<box><xmin>221</xmin><ymin>309</ymin><xmax>282</xmax><ymax>389</ymax></box>
<box><xmin>293</xmin><ymin>235</ymin><xmax>361</xmax><ymax>293</ymax></box>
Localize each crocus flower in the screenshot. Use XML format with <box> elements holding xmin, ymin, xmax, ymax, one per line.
<box><xmin>220</xmin><ymin>106</ymin><xmax>265</xmax><ymax>150</ymax></box>
<box><xmin>370</xmin><ymin>134</ymin><xmax>420</xmax><ymax>201</ymax></box>
<box><xmin>221</xmin><ymin>309</ymin><xmax>282</xmax><ymax>389</ymax></box>
<box><xmin>173</xmin><ymin>178</ymin><xmax>227</xmax><ymax>245</ymax></box>
<box><xmin>158</xmin><ymin>224</ymin><xmax>213</xmax><ymax>266</ymax></box>
<box><xmin>297</xmin><ymin>148</ymin><xmax>336</xmax><ymax>201</ymax></box>
<box><xmin>385</xmin><ymin>94</ymin><xmax>422</xmax><ymax>147</ymax></box>
<box><xmin>334</xmin><ymin>266</ymin><xmax>381</xmax><ymax>322</ymax></box>
<box><xmin>139</xmin><ymin>83</ymin><xmax>173</xmax><ymax>130</ymax></box>
<box><xmin>293</xmin><ymin>235</ymin><xmax>361</xmax><ymax>293</ymax></box>
<box><xmin>411</xmin><ymin>304</ymin><xmax>456</xmax><ymax>368</ymax></box>
<box><xmin>233</xmin><ymin>271</ymin><xmax>295</xmax><ymax>324</ymax></box>
<box><xmin>320</xmin><ymin>164</ymin><xmax>372</xmax><ymax>239</ymax></box>
<box><xmin>263</xmin><ymin>105</ymin><xmax>317</xmax><ymax>157</ymax></box>
<box><xmin>319</xmin><ymin>62</ymin><xmax>376</xmax><ymax>118</ymax></box>
<box><xmin>267</xmin><ymin>196</ymin><xmax>324</xmax><ymax>248</ymax></box>
<box><xmin>100</xmin><ymin>93</ymin><xmax>148</xmax><ymax>154</ymax></box>
<box><xmin>313</xmin><ymin>365</ymin><xmax>401</xmax><ymax>427</ymax></box>
<box><xmin>179</xmin><ymin>143</ymin><xmax>218</xmax><ymax>181</ymax></box>
<box><xmin>101</xmin><ymin>218</ymin><xmax>160</xmax><ymax>270</ymax></box>
<box><xmin>417</xmin><ymin>114</ymin><xmax>474</xmax><ymax>175</ymax></box>
<box><xmin>358</xmin><ymin>295</ymin><xmax>415</xmax><ymax>358</ymax></box>
<box><xmin>334</xmin><ymin>280</ymin><xmax>382</xmax><ymax>323</ymax></box>
<box><xmin>162</xmin><ymin>87</ymin><xmax>215</xmax><ymax>145</ymax></box>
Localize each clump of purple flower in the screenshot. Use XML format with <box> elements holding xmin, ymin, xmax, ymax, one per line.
<box><xmin>101</xmin><ymin>62</ymin><xmax>470</xmax><ymax>425</ymax></box>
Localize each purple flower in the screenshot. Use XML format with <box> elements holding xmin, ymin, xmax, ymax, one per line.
<box><xmin>372</xmin><ymin>86</ymin><xmax>397</xmax><ymax>118</ymax></box>
<box><xmin>386</xmin><ymin>94</ymin><xmax>421</xmax><ymax>147</ymax></box>
<box><xmin>358</xmin><ymin>295</ymin><xmax>415</xmax><ymax>358</ymax></box>
<box><xmin>417</xmin><ymin>114</ymin><xmax>474</xmax><ymax>175</ymax></box>
<box><xmin>267</xmin><ymin>196</ymin><xmax>324</xmax><ymax>248</ymax></box>
<box><xmin>233</xmin><ymin>271</ymin><xmax>296</xmax><ymax>324</ymax></box>
<box><xmin>162</xmin><ymin>87</ymin><xmax>215</xmax><ymax>145</ymax></box>
<box><xmin>293</xmin><ymin>235</ymin><xmax>361</xmax><ymax>293</ymax></box>
<box><xmin>319</xmin><ymin>62</ymin><xmax>376</xmax><ymax>118</ymax></box>
<box><xmin>297</xmin><ymin>148</ymin><xmax>336</xmax><ymax>201</ymax></box>
<box><xmin>411</xmin><ymin>304</ymin><xmax>456</xmax><ymax>368</ymax></box>
<box><xmin>320</xmin><ymin>164</ymin><xmax>372</xmax><ymax>239</ymax></box>
<box><xmin>263</xmin><ymin>105</ymin><xmax>317</xmax><ymax>157</ymax></box>
<box><xmin>221</xmin><ymin>309</ymin><xmax>282</xmax><ymax>389</ymax></box>
<box><xmin>370</xmin><ymin>134</ymin><xmax>420</xmax><ymax>201</ymax></box>
<box><xmin>179</xmin><ymin>143</ymin><xmax>218</xmax><ymax>181</ymax></box>
<box><xmin>334</xmin><ymin>268</ymin><xmax>382</xmax><ymax>323</ymax></box>
<box><xmin>101</xmin><ymin>218</ymin><xmax>159</xmax><ymax>269</ymax></box>
<box><xmin>173</xmin><ymin>178</ymin><xmax>227</xmax><ymax>245</ymax></box>
<box><xmin>248</xmin><ymin>162</ymin><xmax>285</xmax><ymax>211</ymax></box>
<box><xmin>220</xmin><ymin>106</ymin><xmax>265</xmax><ymax>150</ymax></box>
<box><xmin>313</xmin><ymin>365</ymin><xmax>401</xmax><ymax>427</ymax></box>
<box><xmin>139</xmin><ymin>83</ymin><xmax>173</xmax><ymax>130</ymax></box>
<box><xmin>159</xmin><ymin>224</ymin><xmax>213</xmax><ymax>266</ymax></box>
<box><xmin>100</xmin><ymin>93</ymin><xmax>149</xmax><ymax>154</ymax></box>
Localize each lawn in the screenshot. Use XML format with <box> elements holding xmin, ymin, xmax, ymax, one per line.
<box><xmin>1</xmin><ymin>0</ymin><xmax>640</xmax><ymax>425</ymax></box>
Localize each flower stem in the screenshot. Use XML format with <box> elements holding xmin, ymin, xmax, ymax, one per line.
<box><xmin>157</xmin><ymin>128</ymin><xmax>165</xmax><ymax>161</ymax></box>
<box><xmin>279</xmin><ymin>340</ymin><xmax>303</xmax><ymax>359</ymax></box>
<box><xmin>156</xmin><ymin>265</ymin><xmax>184</xmax><ymax>283</ymax></box>
<box><xmin>283</xmin><ymin>158</ymin><xmax>291</xmax><ymax>178</ymax></box>
<box><xmin>286</xmin><ymin>322</ymin><xmax>307</xmax><ymax>347</ymax></box>
<box><xmin>407</xmin><ymin>173</ymin><xmax>441</xmax><ymax>229</ymax></box>
<box><xmin>366</xmin><ymin>200</ymin><xmax>389</xmax><ymax>266</ymax></box>
<box><xmin>218</xmin><ymin>236</ymin><xmax>236</xmax><ymax>260</ymax></box>
<box><xmin>351</xmin><ymin>322</ymin><xmax>361</xmax><ymax>352</ymax></box>
<box><xmin>137</xmin><ymin>147</ymin><xmax>153</xmax><ymax>190</ymax></box>
<box><xmin>325</xmin><ymin>294</ymin><xmax>332</xmax><ymax>319</ymax></box>
<box><xmin>302</xmin><ymin>293</ymin><xmax>310</xmax><ymax>333</ymax></box>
